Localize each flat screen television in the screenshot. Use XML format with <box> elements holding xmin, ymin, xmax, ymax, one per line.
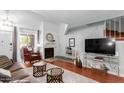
<box><xmin>85</xmin><ymin>38</ymin><xmax>115</xmax><ymax>56</ymax></box>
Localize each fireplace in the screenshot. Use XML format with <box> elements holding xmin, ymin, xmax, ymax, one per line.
<box><xmin>44</xmin><ymin>48</ymin><xmax>54</xmax><ymax>59</ymax></box>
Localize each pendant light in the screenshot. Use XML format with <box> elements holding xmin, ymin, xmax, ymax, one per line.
<box><xmin>3</xmin><ymin>10</ymin><xmax>14</xmax><ymax>27</ymax></box>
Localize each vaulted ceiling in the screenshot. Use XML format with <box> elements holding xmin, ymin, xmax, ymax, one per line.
<box><xmin>31</xmin><ymin>10</ymin><xmax>124</xmax><ymax>28</ymax></box>
<box><xmin>0</xmin><ymin>10</ymin><xmax>124</xmax><ymax>30</ymax></box>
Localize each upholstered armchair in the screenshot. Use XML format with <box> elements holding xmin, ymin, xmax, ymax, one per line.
<box><xmin>23</xmin><ymin>47</ymin><xmax>41</xmax><ymax>64</ymax></box>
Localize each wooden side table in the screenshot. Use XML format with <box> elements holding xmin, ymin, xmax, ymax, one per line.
<box><xmin>33</xmin><ymin>61</ymin><xmax>46</xmax><ymax>77</ymax></box>
<box><xmin>46</xmin><ymin>68</ymin><xmax>64</xmax><ymax>83</ymax></box>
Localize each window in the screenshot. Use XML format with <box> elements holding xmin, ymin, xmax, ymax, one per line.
<box><xmin>20</xmin><ymin>34</ymin><xmax>34</xmax><ymax>48</ymax></box>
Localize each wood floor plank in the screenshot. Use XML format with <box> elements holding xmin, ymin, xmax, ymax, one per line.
<box><xmin>22</xmin><ymin>59</ymin><xmax>124</xmax><ymax>83</ymax></box>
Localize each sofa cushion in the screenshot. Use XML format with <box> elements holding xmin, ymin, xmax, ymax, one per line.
<box><xmin>8</xmin><ymin>62</ymin><xmax>24</xmax><ymax>72</ymax></box>
<box><xmin>11</xmin><ymin>69</ymin><xmax>29</xmax><ymax>80</ymax></box>
<box><xmin>0</xmin><ymin>68</ymin><xmax>11</xmax><ymax>77</ymax></box>
<box><xmin>0</xmin><ymin>68</ymin><xmax>12</xmax><ymax>82</ymax></box>
<box><xmin>0</xmin><ymin>81</ymin><xmax>3</xmax><ymax>83</ymax></box>
<box><xmin>0</xmin><ymin>56</ymin><xmax>13</xmax><ymax>68</ymax></box>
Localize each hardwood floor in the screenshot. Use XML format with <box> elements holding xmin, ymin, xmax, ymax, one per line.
<box><xmin>23</xmin><ymin>59</ymin><xmax>124</xmax><ymax>83</ymax></box>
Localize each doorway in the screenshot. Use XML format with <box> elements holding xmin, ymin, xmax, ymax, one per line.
<box><xmin>0</xmin><ymin>31</ymin><xmax>13</xmax><ymax>59</ymax></box>
<box><xmin>19</xmin><ymin>33</ymin><xmax>35</xmax><ymax>63</ymax></box>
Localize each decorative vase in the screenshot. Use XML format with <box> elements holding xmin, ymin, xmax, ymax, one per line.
<box><xmin>75</xmin><ymin>57</ymin><xmax>82</xmax><ymax>68</ymax></box>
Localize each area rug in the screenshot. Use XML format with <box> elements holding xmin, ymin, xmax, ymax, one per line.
<box><xmin>44</xmin><ymin>58</ymin><xmax>58</xmax><ymax>62</ymax></box>
<box><xmin>44</xmin><ymin>57</ymin><xmax>73</xmax><ymax>63</ymax></box>
<box><xmin>24</xmin><ymin>63</ymin><xmax>98</xmax><ymax>83</ymax></box>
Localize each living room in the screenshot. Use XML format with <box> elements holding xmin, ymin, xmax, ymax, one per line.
<box><xmin>2</xmin><ymin>0</ymin><xmax>124</xmax><ymax>92</ymax></box>
<box><xmin>0</xmin><ymin>10</ymin><xmax>124</xmax><ymax>83</ymax></box>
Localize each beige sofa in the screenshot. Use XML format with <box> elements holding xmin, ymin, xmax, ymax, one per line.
<box><xmin>0</xmin><ymin>56</ymin><xmax>31</xmax><ymax>82</ymax></box>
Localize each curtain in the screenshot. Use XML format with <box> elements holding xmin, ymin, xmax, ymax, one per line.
<box><xmin>12</xmin><ymin>26</ymin><xmax>17</xmax><ymax>62</ymax></box>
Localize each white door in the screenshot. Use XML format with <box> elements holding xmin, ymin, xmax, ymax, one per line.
<box><xmin>0</xmin><ymin>31</ymin><xmax>13</xmax><ymax>59</ymax></box>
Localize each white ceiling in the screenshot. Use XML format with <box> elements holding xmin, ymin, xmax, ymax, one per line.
<box><xmin>0</xmin><ymin>10</ymin><xmax>43</xmax><ymax>30</ymax></box>
<box><xmin>31</xmin><ymin>10</ymin><xmax>124</xmax><ymax>28</ymax></box>
<box><xmin>1</xmin><ymin>10</ymin><xmax>124</xmax><ymax>30</ymax></box>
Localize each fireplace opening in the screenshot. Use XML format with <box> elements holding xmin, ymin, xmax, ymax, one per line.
<box><xmin>44</xmin><ymin>48</ymin><xmax>54</xmax><ymax>59</ymax></box>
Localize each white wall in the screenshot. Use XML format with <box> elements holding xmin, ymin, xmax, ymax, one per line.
<box><xmin>58</xmin><ymin>22</ymin><xmax>105</xmax><ymax>58</ymax></box>
<box><xmin>116</xmin><ymin>41</ymin><xmax>124</xmax><ymax>77</ymax></box>
<box><xmin>39</xmin><ymin>21</ymin><xmax>62</xmax><ymax>59</ymax></box>
<box><xmin>58</xmin><ymin>22</ymin><xmax>124</xmax><ymax>77</ymax></box>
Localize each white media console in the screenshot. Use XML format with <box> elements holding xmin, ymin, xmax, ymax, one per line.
<box><xmin>82</xmin><ymin>53</ymin><xmax>119</xmax><ymax>76</ymax></box>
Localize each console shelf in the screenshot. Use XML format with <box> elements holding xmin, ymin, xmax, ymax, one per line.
<box><xmin>83</xmin><ymin>53</ymin><xmax>119</xmax><ymax>76</ymax></box>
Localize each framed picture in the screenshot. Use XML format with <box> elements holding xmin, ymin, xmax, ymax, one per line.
<box><xmin>69</xmin><ymin>38</ymin><xmax>75</xmax><ymax>47</ymax></box>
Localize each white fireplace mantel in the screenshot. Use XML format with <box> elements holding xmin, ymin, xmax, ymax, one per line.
<box><xmin>44</xmin><ymin>42</ymin><xmax>56</xmax><ymax>48</ymax></box>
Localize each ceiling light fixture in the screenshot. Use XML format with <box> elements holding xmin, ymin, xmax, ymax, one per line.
<box><xmin>2</xmin><ymin>10</ymin><xmax>14</xmax><ymax>27</ymax></box>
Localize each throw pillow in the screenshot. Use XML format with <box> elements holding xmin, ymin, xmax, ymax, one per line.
<box><xmin>0</xmin><ymin>56</ymin><xmax>13</xmax><ymax>68</ymax></box>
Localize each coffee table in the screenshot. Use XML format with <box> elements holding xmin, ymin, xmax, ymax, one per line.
<box><xmin>46</xmin><ymin>68</ymin><xmax>64</xmax><ymax>83</ymax></box>
<box><xmin>33</xmin><ymin>61</ymin><xmax>46</xmax><ymax>77</ymax></box>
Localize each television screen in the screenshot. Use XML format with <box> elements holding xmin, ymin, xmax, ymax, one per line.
<box><xmin>85</xmin><ymin>38</ymin><xmax>115</xmax><ymax>55</ymax></box>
